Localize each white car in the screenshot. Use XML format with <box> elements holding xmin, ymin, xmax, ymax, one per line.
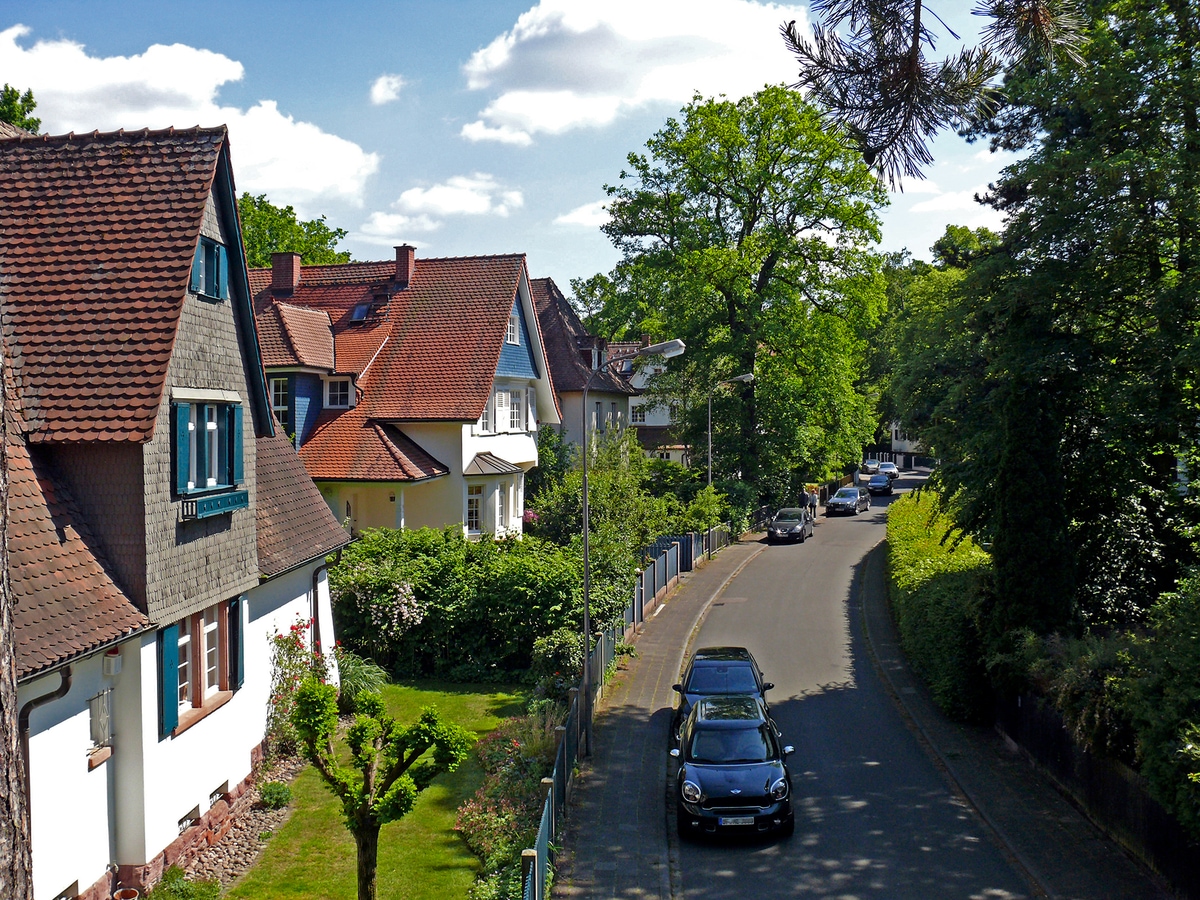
<box><xmin>878</xmin><ymin>461</ymin><xmax>900</xmax><ymax>481</ymax></box>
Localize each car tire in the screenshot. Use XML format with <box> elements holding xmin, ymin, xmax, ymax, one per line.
<box><xmin>798</xmin><ymin>529</ymin><xmax>805</xmax><ymax>543</ymax></box>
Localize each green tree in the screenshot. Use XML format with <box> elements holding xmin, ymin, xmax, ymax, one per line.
<box><xmin>0</xmin><ymin>85</ymin><xmax>39</xmax><ymax>133</ymax></box>
<box><xmin>291</xmin><ymin>682</ymin><xmax>472</xmax><ymax>900</ymax></box>
<box><xmin>584</xmin><ymin>86</ymin><xmax>888</xmax><ymax>502</ymax></box>
<box><xmin>237</xmin><ymin>193</ymin><xmax>351</xmax><ymax>268</ymax></box>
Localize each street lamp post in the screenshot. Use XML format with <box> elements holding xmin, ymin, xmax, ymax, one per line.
<box><xmin>580</xmin><ymin>337</ymin><xmax>684</xmax><ymax>757</ymax></box>
<box><xmin>706</xmin><ymin>373</ymin><xmax>754</xmax><ymax>558</ymax></box>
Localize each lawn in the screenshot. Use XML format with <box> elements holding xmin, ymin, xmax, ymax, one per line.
<box><xmin>226</xmin><ymin>681</ymin><xmax>525</xmax><ymax>900</ymax></box>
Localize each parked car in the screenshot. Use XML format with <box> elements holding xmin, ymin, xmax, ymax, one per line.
<box><xmin>878</xmin><ymin>461</ymin><xmax>900</xmax><ymax>481</ymax></box>
<box><xmin>671</xmin><ymin>695</ymin><xmax>795</xmax><ymax>838</ymax></box>
<box><xmin>672</xmin><ymin>647</ymin><xmax>773</xmax><ymax>743</ymax></box>
<box><xmin>867</xmin><ymin>474</ymin><xmax>892</xmax><ymax>496</ymax></box>
<box><xmin>826</xmin><ymin>485</ymin><xmax>871</xmax><ymax>515</ymax></box>
<box><xmin>767</xmin><ymin>507</ymin><xmax>813</xmax><ymax>544</ymax></box>
<box><xmin>861</xmin><ymin>459</ymin><xmax>880</xmax><ymax>474</ymax></box>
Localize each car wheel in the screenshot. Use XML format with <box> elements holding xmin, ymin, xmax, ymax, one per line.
<box><xmin>798</xmin><ymin>529</ymin><xmax>805</xmax><ymax>543</ymax></box>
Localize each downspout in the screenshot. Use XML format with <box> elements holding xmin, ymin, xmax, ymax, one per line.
<box><xmin>18</xmin><ymin>666</ymin><xmax>73</xmax><ymax>813</ymax></box>
<box><xmin>311</xmin><ymin>549</ymin><xmax>343</xmax><ymax>658</ymax></box>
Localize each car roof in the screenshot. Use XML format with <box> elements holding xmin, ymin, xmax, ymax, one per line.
<box><xmin>880</xmin><ymin>461</ymin><xmax>897</xmax><ymax>468</ymax></box>
<box><xmin>774</xmin><ymin>508</ymin><xmax>805</xmax><ymax>517</ymax></box>
<box><xmin>692</xmin><ymin>646</ymin><xmax>753</xmax><ymax>663</ymax></box>
<box><xmin>869</xmin><ymin>474</ymin><xmax>889</xmax><ymax>482</ymax></box>
<box><xmin>694</xmin><ymin>694</ymin><xmax>768</xmax><ymax>724</ymax></box>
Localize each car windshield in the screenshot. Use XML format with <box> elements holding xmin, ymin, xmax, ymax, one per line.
<box><xmin>689</xmin><ymin>725</ymin><xmax>774</xmax><ymax>764</ymax></box>
<box><xmin>773</xmin><ymin>509</ymin><xmax>804</xmax><ymax>521</ymax></box>
<box><xmin>686</xmin><ymin>664</ymin><xmax>759</xmax><ymax>694</ymax></box>
<box><xmin>870</xmin><ymin>475</ymin><xmax>889</xmax><ymax>484</ymax></box>
<box><xmin>833</xmin><ymin>488</ymin><xmax>858</xmax><ymax>500</ymax></box>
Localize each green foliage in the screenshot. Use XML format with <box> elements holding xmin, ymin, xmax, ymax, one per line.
<box><xmin>581</xmin><ymin>85</ymin><xmax>887</xmax><ymax>505</ymax></box>
<box><xmin>145</xmin><ymin>866</ymin><xmax>220</xmax><ymax>900</ymax></box>
<box><xmin>266</xmin><ymin>616</ymin><xmax>326</xmax><ymax>757</ymax></box>
<box><xmin>292</xmin><ymin>679</ymin><xmax>473</xmax><ymax>900</ymax></box>
<box><xmin>530</xmin><ymin>627</ymin><xmax>583</xmax><ymax>681</ymax></box>
<box><xmin>887</xmin><ymin>492</ymin><xmax>993</xmax><ymax>722</ymax></box>
<box><xmin>526</xmin><ymin>425</ymin><xmax>573</xmax><ymax>505</ymax></box>
<box><xmin>0</xmin><ymin>84</ymin><xmax>39</xmax><ymax>132</ymax></box>
<box><xmin>335</xmin><ymin>645</ymin><xmax>390</xmax><ymax>714</ymax></box>
<box><xmin>259</xmin><ymin>780</ymin><xmax>293</xmax><ymax>810</ymax></box>
<box><xmin>238</xmin><ymin>192</ymin><xmax>351</xmax><ymax>268</ymax></box>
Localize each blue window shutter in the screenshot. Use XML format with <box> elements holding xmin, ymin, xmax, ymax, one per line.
<box><xmin>230</xmin><ymin>405</ymin><xmax>244</xmax><ymax>486</ymax></box>
<box><xmin>229</xmin><ymin>597</ymin><xmax>245</xmax><ymax>690</ymax></box>
<box><xmin>217</xmin><ymin>243</ymin><xmax>229</xmax><ymax>299</ymax></box>
<box><xmin>172</xmin><ymin>402</ymin><xmax>191</xmax><ymax>495</ymax></box>
<box><xmin>158</xmin><ymin>625</ymin><xmax>179</xmax><ymax>738</ymax></box>
<box><xmin>190</xmin><ymin>242</ymin><xmax>203</xmax><ymax>293</ymax></box>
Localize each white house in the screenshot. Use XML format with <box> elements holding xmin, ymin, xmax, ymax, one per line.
<box><xmin>3</xmin><ymin>126</ymin><xmax>350</xmax><ymax>900</ymax></box>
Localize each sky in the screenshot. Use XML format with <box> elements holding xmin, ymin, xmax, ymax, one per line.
<box><xmin>0</xmin><ymin>0</ymin><xmax>1019</xmax><ymax>292</ymax></box>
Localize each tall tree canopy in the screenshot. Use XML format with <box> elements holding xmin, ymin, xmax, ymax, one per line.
<box><xmin>0</xmin><ymin>85</ymin><xmax>39</xmax><ymax>133</ymax></box>
<box><xmin>238</xmin><ymin>193</ymin><xmax>351</xmax><ymax>268</ymax></box>
<box><xmin>893</xmin><ymin>0</ymin><xmax>1200</xmax><ymax>641</ymax></box>
<box><xmin>580</xmin><ymin>86</ymin><xmax>887</xmax><ymax>500</ymax></box>
<box><xmin>783</xmin><ymin>0</ymin><xmax>1086</xmax><ymax>185</ymax></box>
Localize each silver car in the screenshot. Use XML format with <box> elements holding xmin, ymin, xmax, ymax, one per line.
<box><xmin>826</xmin><ymin>486</ymin><xmax>870</xmax><ymax>515</ymax></box>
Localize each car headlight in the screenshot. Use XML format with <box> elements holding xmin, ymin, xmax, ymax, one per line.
<box><xmin>681</xmin><ymin>780</ymin><xmax>704</xmax><ymax>804</ymax></box>
<box><xmin>769</xmin><ymin>777</ymin><xmax>789</xmax><ymax>800</ymax></box>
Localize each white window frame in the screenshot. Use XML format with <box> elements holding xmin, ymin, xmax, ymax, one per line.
<box><xmin>326</xmin><ymin>378</ymin><xmax>351</xmax><ymax>409</ymax></box>
<box><xmin>202</xmin><ymin>605</ymin><xmax>221</xmax><ymax>698</ymax></box>
<box><xmin>510</xmin><ymin>389</ymin><xmax>523</xmax><ymax>431</ymax></box>
<box><xmin>498</xmin><ymin>482</ymin><xmax>509</xmax><ymax>532</ymax></box>
<box><xmin>176</xmin><ymin>623</ymin><xmax>193</xmax><ymax>714</ymax></box>
<box><xmin>467</xmin><ymin>484</ymin><xmax>483</xmax><ymax>533</ymax></box>
<box><xmin>506</xmin><ymin>312</ymin><xmax>520</xmax><ymax>345</ymax></box>
<box><xmin>631</xmin><ymin>404</ymin><xmax>646</xmax><ymax>424</ymax></box>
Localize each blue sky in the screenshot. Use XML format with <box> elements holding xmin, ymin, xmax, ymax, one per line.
<box><xmin>0</xmin><ymin>0</ymin><xmax>1017</xmax><ymax>291</ymax></box>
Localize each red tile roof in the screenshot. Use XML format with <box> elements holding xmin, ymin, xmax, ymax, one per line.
<box><xmin>251</xmin><ymin>254</ymin><xmax>529</xmax><ymax>420</ymax></box>
<box><xmin>532</xmin><ymin>277</ymin><xmax>635</xmax><ymax>396</ymax></box>
<box><xmin>297</xmin><ymin>405</ymin><xmax>449</xmax><ymax>482</ymax></box>
<box><xmin>254</xmin><ymin>425</ymin><xmax>351</xmax><ymax>577</ymax></box>
<box><xmin>257</xmin><ymin>301</ymin><xmax>335</xmax><ymax>370</ymax></box>
<box><xmin>0</xmin><ymin>127</ymin><xmax>225</xmax><ymax>443</ymax></box>
<box><xmin>9</xmin><ymin>435</ymin><xmax>151</xmax><ymax>680</ymax></box>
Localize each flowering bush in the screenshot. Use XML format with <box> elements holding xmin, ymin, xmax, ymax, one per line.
<box><xmin>265</xmin><ymin>616</ymin><xmax>326</xmax><ymax>757</ymax></box>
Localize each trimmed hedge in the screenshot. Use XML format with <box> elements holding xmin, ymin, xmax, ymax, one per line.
<box><xmin>886</xmin><ymin>491</ymin><xmax>993</xmax><ymax>722</ymax></box>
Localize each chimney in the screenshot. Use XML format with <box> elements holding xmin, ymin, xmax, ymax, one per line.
<box><xmin>271</xmin><ymin>252</ymin><xmax>302</xmax><ymax>293</ymax></box>
<box><xmin>395</xmin><ymin>244</ymin><xmax>415</xmax><ymax>289</ymax></box>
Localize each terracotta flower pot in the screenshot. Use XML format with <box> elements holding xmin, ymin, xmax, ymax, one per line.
<box><xmin>113</xmin><ymin>889</ymin><xmax>139</xmax><ymax>900</ymax></box>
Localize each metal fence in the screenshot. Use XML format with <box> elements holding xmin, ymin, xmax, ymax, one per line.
<box><xmin>519</xmin><ymin>523</ymin><xmax>737</xmax><ymax>899</ymax></box>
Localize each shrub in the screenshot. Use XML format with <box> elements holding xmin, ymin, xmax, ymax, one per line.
<box><xmin>266</xmin><ymin>616</ymin><xmax>326</xmax><ymax>757</ymax></box>
<box><xmin>258</xmin><ymin>780</ymin><xmax>292</xmax><ymax>810</ymax></box>
<box><xmin>145</xmin><ymin>866</ymin><xmax>220</xmax><ymax>900</ymax></box>
<box><xmin>887</xmin><ymin>491</ymin><xmax>992</xmax><ymax>722</ymax></box>
<box><xmin>333</xmin><ymin>645</ymin><xmax>389</xmax><ymax>714</ymax></box>
<box><xmin>530</xmin><ymin>627</ymin><xmax>583</xmax><ymax>681</ymax></box>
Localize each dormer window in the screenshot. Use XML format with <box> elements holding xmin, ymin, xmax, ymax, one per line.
<box><xmin>171</xmin><ymin>394</ymin><xmax>247</xmax><ymax>518</ymax></box>
<box><xmin>506</xmin><ymin>312</ymin><xmax>520</xmax><ymax>344</ymax></box>
<box><xmin>349</xmin><ymin>302</ymin><xmax>371</xmax><ymax>324</ymax></box>
<box><xmin>190</xmin><ymin>237</ymin><xmax>228</xmax><ymax>301</ymax></box>
<box><xmin>327</xmin><ymin>378</ymin><xmax>351</xmax><ymax>408</ymax></box>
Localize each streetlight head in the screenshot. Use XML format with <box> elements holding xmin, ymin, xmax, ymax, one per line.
<box><xmin>641</xmin><ymin>338</ymin><xmax>686</xmax><ymax>359</ymax></box>
<box><xmin>730</xmin><ymin>373</ymin><xmax>754</xmax><ymax>384</ymax></box>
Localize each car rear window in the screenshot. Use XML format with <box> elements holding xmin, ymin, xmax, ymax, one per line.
<box><xmin>687</xmin><ymin>664</ymin><xmax>759</xmax><ymax>694</ymax></box>
<box><xmin>689</xmin><ymin>725</ymin><xmax>773</xmax><ymax>763</ymax></box>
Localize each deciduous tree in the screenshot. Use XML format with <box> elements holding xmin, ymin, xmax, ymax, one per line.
<box><xmin>237</xmin><ymin>193</ymin><xmax>351</xmax><ymax>268</ymax></box>
<box><xmin>0</xmin><ymin>85</ymin><xmax>39</xmax><ymax>133</ymax></box>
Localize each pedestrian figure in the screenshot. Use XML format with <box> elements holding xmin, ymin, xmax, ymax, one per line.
<box><xmin>808</xmin><ymin>487</ymin><xmax>819</xmax><ymax>519</ymax></box>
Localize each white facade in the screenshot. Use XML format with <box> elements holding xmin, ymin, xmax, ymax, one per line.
<box><xmin>20</xmin><ymin>564</ymin><xmax>336</xmax><ymax>900</ymax></box>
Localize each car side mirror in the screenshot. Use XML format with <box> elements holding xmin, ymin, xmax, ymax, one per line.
<box><xmin>762</xmin><ymin>682</ymin><xmax>774</xmax><ymax>692</ymax></box>
<box><xmin>672</xmin><ymin>683</ymin><xmax>683</xmax><ymax>693</ymax></box>
<box><xmin>670</xmin><ymin>748</ymin><xmax>680</xmax><ymax>758</ymax></box>
<box><xmin>783</xmin><ymin>745</ymin><xmax>795</xmax><ymax>756</ymax></box>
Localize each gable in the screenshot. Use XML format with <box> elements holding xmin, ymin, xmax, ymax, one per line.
<box><xmin>496</xmin><ymin>299</ymin><xmax>539</xmax><ymax>380</ymax></box>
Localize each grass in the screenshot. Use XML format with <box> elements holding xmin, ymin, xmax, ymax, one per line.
<box><xmin>226</xmin><ymin>680</ymin><xmax>525</xmax><ymax>900</ymax></box>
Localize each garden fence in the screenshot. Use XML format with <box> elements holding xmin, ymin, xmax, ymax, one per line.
<box><xmin>519</xmin><ymin>522</ymin><xmax>737</xmax><ymax>899</ymax></box>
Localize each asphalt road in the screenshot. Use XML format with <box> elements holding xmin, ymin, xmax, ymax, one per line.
<box><xmin>676</xmin><ymin>478</ymin><xmax>1032</xmax><ymax>898</ymax></box>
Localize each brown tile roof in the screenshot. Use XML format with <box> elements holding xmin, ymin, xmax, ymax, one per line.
<box><xmin>257</xmin><ymin>301</ymin><xmax>335</xmax><ymax>370</ymax></box>
<box><xmin>297</xmin><ymin>405</ymin><xmax>449</xmax><ymax>482</ymax></box>
<box><xmin>9</xmin><ymin>436</ymin><xmax>152</xmax><ymax>680</ymax></box>
<box><xmin>532</xmin><ymin>277</ymin><xmax>634</xmax><ymax>396</ymax></box>
<box><xmin>251</xmin><ymin>254</ymin><xmax>530</xmax><ymax>420</ymax></box>
<box><xmin>0</xmin><ymin>127</ymin><xmax>225</xmax><ymax>443</ymax></box>
<box><xmin>254</xmin><ymin>425</ymin><xmax>351</xmax><ymax>577</ymax></box>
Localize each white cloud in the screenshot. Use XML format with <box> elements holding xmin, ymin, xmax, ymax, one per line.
<box><xmin>354</xmin><ymin>211</ymin><xmax>441</xmax><ymax>246</ymax></box>
<box><xmin>370</xmin><ymin>74</ymin><xmax>406</xmax><ymax>105</ymax></box>
<box><xmin>554</xmin><ymin>200</ymin><xmax>609</xmax><ymax>227</ymax></box>
<box><xmin>910</xmin><ymin>187</ymin><xmax>990</xmax><ymax>215</ymax></box>
<box><xmin>397</xmin><ymin>174</ymin><xmax>523</xmax><ymax>217</ymax></box>
<box><xmin>462</xmin><ymin>0</ymin><xmax>810</xmax><ymax>143</ymax></box>
<box><xmin>0</xmin><ymin>24</ymin><xmax>379</xmax><ymax>211</ymax></box>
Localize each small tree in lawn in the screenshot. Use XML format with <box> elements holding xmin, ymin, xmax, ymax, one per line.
<box><xmin>291</xmin><ymin>680</ymin><xmax>472</xmax><ymax>900</ymax></box>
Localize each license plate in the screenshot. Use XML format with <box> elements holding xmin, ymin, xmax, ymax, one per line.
<box><xmin>719</xmin><ymin>816</ymin><xmax>755</xmax><ymax>826</ymax></box>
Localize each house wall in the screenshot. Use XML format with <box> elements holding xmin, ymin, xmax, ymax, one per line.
<box><xmin>144</xmin><ymin>191</ymin><xmax>260</xmax><ymax>624</ymax></box>
<box><xmin>496</xmin><ymin>299</ymin><xmax>539</xmax><ymax>379</ymax></box>
<box><xmin>558</xmin><ymin>390</ymin><xmax>629</xmax><ymax>449</ymax></box>
<box><xmin>21</xmin><ymin>652</ymin><xmax>119</xmax><ymax>900</ymax></box>
<box><xmin>293</xmin><ymin>373</ymin><xmax>323</xmax><ymax>446</ymax></box>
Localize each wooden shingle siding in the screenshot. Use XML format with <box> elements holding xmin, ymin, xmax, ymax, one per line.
<box><xmin>496</xmin><ymin>300</ymin><xmax>539</xmax><ymax>379</ymax></box>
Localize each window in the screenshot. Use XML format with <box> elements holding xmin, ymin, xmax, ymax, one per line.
<box><xmin>327</xmin><ymin>379</ymin><xmax>351</xmax><ymax>408</ymax></box>
<box><xmin>89</xmin><ymin>688</ymin><xmax>113</xmax><ymax>751</ymax></box>
<box><xmin>668</xmin><ymin>403</ymin><xmax>679</xmax><ymax>423</ymax></box>
<box><xmin>158</xmin><ymin>598</ymin><xmax>244</xmax><ymax>738</ymax></box>
<box><xmin>270</xmin><ymin>378</ymin><xmax>290</xmax><ymax>431</ymax></box>
<box><xmin>498</xmin><ymin>482</ymin><xmax>508</xmax><ymax>531</ymax></box>
<box><xmin>478</xmin><ymin>396</ymin><xmax>491</xmax><ymax>433</ymax></box>
<box><xmin>631</xmin><ymin>405</ymin><xmax>646</xmax><ymax>424</ymax></box>
<box><xmin>506</xmin><ymin>311</ymin><xmax>520</xmax><ymax>344</ymax></box>
<box><xmin>173</xmin><ymin>401</ymin><xmax>244</xmax><ymax>499</ymax></box>
<box><xmin>510</xmin><ymin>389</ymin><xmax>523</xmax><ymax>431</ymax></box>
<box><xmin>190</xmin><ymin>238</ymin><xmax>228</xmax><ymax>301</ymax></box>
<box><xmin>349</xmin><ymin>302</ymin><xmax>371</xmax><ymax>323</ymax></box>
<box><xmin>611</xmin><ymin>402</ymin><xmax>618</xmax><ymax>429</ymax></box>
<box><xmin>494</xmin><ymin>390</ymin><xmax>510</xmax><ymax>433</ymax></box>
<box><xmin>595</xmin><ymin>401</ymin><xmax>604</xmax><ymax>432</ymax></box>
<box><xmin>467</xmin><ymin>484</ymin><xmax>483</xmax><ymax>532</ymax></box>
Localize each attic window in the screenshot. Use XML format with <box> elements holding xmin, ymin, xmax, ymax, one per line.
<box><xmin>349</xmin><ymin>303</ymin><xmax>371</xmax><ymax>323</ymax></box>
<box><xmin>190</xmin><ymin>238</ymin><xmax>228</xmax><ymax>301</ymax></box>
<box><xmin>506</xmin><ymin>312</ymin><xmax>520</xmax><ymax>344</ymax></box>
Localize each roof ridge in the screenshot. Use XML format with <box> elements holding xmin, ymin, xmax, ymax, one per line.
<box><xmin>0</xmin><ymin>125</ymin><xmax>228</xmax><ymax>145</ymax></box>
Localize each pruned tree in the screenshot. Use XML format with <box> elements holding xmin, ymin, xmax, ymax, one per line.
<box><xmin>783</xmin><ymin>1</ymin><xmax>1086</xmax><ymax>186</ymax></box>
<box><xmin>292</xmin><ymin>681</ymin><xmax>472</xmax><ymax>900</ymax></box>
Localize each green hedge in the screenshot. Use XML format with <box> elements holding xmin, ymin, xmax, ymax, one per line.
<box><xmin>886</xmin><ymin>491</ymin><xmax>993</xmax><ymax>722</ymax></box>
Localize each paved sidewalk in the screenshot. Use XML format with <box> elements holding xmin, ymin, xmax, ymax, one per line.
<box><xmin>553</xmin><ymin>541</ymin><xmax>764</xmax><ymax>899</ymax></box>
